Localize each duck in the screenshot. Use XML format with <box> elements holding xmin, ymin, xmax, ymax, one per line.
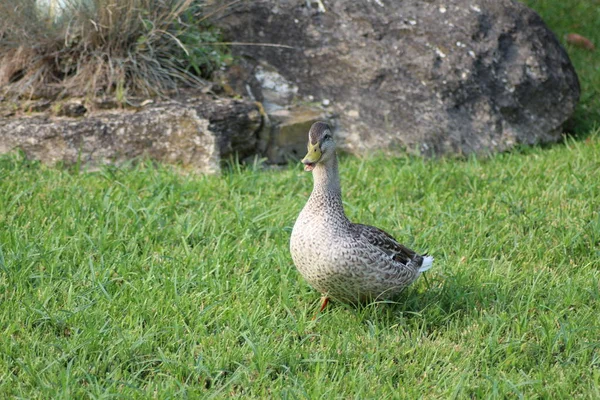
<box><xmin>290</xmin><ymin>122</ymin><xmax>433</xmax><ymax>311</ymax></box>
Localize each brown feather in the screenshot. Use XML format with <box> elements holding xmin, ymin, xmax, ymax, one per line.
<box><xmin>351</xmin><ymin>223</ymin><xmax>424</xmax><ymax>266</ymax></box>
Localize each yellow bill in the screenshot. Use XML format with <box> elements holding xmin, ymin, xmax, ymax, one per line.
<box><xmin>302</xmin><ymin>141</ymin><xmax>322</xmax><ymax>171</ymax></box>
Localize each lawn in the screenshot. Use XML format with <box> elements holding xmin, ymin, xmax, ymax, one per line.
<box><xmin>1</xmin><ymin>133</ymin><xmax>599</xmax><ymax>398</ymax></box>
<box><xmin>1</xmin><ymin>1</ymin><xmax>600</xmax><ymax>398</ymax></box>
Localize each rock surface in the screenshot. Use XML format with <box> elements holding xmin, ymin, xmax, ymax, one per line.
<box><xmin>214</xmin><ymin>0</ymin><xmax>580</xmax><ymax>155</ymax></box>
<box><xmin>215</xmin><ymin>58</ymin><xmax>335</xmax><ymax>164</ymax></box>
<box><xmin>0</xmin><ymin>96</ymin><xmax>262</xmax><ymax>174</ymax></box>
<box><xmin>266</xmin><ymin>105</ymin><xmax>329</xmax><ymax>164</ymax></box>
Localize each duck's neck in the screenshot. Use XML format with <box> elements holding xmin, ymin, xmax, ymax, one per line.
<box><xmin>308</xmin><ymin>155</ymin><xmax>347</xmax><ymax>218</ymax></box>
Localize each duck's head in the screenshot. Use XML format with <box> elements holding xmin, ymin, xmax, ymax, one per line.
<box><xmin>302</xmin><ymin>122</ymin><xmax>335</xmax><ymax>172</ymax></box>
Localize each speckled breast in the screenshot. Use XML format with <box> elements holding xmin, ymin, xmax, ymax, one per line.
<box><xmin>290</xmin><ymin>212</ymin><xmax>405</xmax><ymax>304</ymax></box>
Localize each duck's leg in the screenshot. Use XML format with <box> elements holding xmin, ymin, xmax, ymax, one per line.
<box><xmin>312</xmin><ymin>296</ymin><xmax>330</xmax><ymax>319</ymax></box>
<box><xmin>318</xmin><ymin>296</ymin><xmax>330</xmax><ymax>312</ymax></box>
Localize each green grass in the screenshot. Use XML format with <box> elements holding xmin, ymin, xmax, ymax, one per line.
<box><xmin>1</xmin><ymin>131</ymin><xmax>599</xmax><ymax>398</ymax></box>
<box><xmin>1</xmin><ymin>1</ymin><xmax>599</xmax><ymax>398</ymax></box>
<box><xmin>521</xmin><ymin>0</ymin><xmax>600</xmax><ymax>133</ymax></box>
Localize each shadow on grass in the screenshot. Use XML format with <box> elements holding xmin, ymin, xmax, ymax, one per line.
<box><xmin>329</xmin><ymin>270</ymin><xmax>501</xmax><ymax>332</ymax></box>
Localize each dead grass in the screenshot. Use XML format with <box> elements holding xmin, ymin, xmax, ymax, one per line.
<box><xmin>0</xmin><ymin>0</ymin><xmax>227</xmax><ymax>100</ymax></box>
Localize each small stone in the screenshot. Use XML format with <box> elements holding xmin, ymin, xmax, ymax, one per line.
<box><xmin>57</xmin><ymin>102</ymin><xmax>87</xmax><ymax>118</ymax></box>
<box><xmin>254</xmin><ymin>64</ymin><xmax>299</xmax><ymax>111</ymax></box>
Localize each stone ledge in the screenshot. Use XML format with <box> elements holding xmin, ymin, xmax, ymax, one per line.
<box><xmin>0</xmin><ymin>95</ymin><xmax>262</xmax><ymax>174</ymax></box>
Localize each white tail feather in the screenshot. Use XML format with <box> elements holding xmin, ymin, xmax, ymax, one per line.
<box><xmin>419</xmin><ymin>255</ymin><xmax>434</xmax><ymax>272</ymax></box>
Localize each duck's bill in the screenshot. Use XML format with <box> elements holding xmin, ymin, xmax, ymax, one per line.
<box><xmin>304</xmin><ymin>163</ymin><xmax>316</xmax><ymax>172</ymax></box>
<box><xmin>302</xmin><ymin>143</ymin><xmax>321</xmax><ymax>172</ymax></box>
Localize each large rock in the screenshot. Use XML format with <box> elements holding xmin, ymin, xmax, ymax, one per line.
<box><xmin>0</xmin><ymin>96</ymin><xmax>262</xmax><ymax>174</ymax></box>
<box><xmin>213</xmin><ymin>0</ymin><xmax>580</xmax><ymax>155</ymax></box>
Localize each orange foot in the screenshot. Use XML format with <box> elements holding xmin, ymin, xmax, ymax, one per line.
<box><xmin>318</xmin><ymin>296</ymin><xmax>330</xmax><ymax>312</ymax></box>
<box><xmin>313</xmin><ymin>296</ymin><xmax>330</xmax><ymax>319</ymax></box>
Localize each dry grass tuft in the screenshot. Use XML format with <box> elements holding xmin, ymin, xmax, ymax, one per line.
<box><xmin>0</xmin><ymin>0</ymin><xmax>227</xmax><ymax>100</ymax></box>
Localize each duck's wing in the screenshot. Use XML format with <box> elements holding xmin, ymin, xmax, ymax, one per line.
<box><xmin>351</xmin><ymin>223</ymin><xmax>421</xmax><ymax>266</ymax></box>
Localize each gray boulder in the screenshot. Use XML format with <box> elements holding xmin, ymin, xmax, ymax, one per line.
<box><xmin>214</xmin><ymin>0</ymin><xmax>580</xmax><ymax>156</ymax></box>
